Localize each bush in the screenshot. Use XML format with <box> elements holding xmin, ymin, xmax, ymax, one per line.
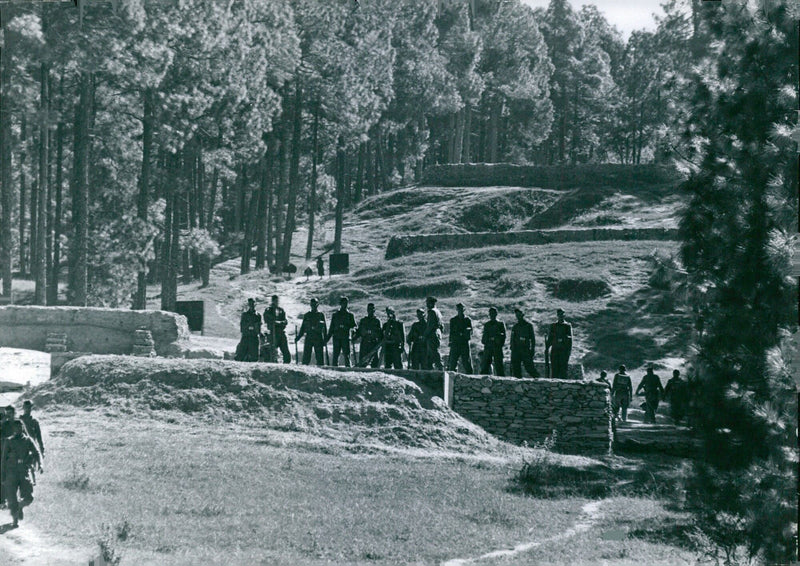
<box><xmin>547</xmin><ymin>278</ymin><xmax>611</xmax><ymax>301</ymax></box>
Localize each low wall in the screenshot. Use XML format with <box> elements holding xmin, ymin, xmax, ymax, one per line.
<box><xmin>451</xmin><ymin>374</ymin><xmax>611</xmax><ymax>454</ymax></box>
<box><xmin>0</xmin><ymin>306</ymin><xmax>191</xmax><ymax>356</ymax></box>
<box><xmin>323</xmin><ymin>366</ymin><xmax>444</xmax><ymax>398</ymax></box>
<box><xmin>386</xmin><ymin>227</ymin><xmax>679</xmax><ymax>259</ymax></box>
<box><xmin>420</xmin><ymin>163</ymin><xmax>679</xmax><ymax>189</ymax></box>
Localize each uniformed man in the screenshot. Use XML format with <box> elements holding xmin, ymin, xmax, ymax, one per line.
<box><xmin>611</xmin><ymin>365</ymin><xmax>633</xmax><ymax>422</ymax></box>
<box><xmin>480</xmin><ymin>307</ymin><xmax>506</xmax><ymax>376</ymax></box>
<box><xmin>381</xmin><ymin>307</ymin><xmax>405</xmax><ymax>370</ymax></box>
<box><xmin>235</xmin><ymin>298</ymin><xmax>262</xmax><ymax>362</ymax></box>
<box><xmin>0</xmin><ymin>406</ymin><xmax>15</xmax><ymax>506</ymax></box>
<box><xmin>423</xmin><ymin>297</ymin><xmax>444</xmax><ymax>370</ymax></box>
<box><xmin>327</xmin><ymin>297</ymin><xmax>357</xmax><ymax>367</ymax></box>
<box><xmin>264</xmin><ymin>295</ymin><xmax>291</xmax><ymax>364</ymax></box>
<box><xmin>3</xmin><ymin>420</ymin><xmax>41</xmax><ymax>527</ymax></box>
<box><xmin>596</xmin><ymin>370</ymin><xmax>611</xmax><ymax>388</ymax></box>
<box><xmin>545</xmin><ymin>308</ymin><xmax>572</xmax><ymax>379</ymax></box>
<box><xmin>448</xmin><ymin>303</ymin><xmax>473</xmax><ymax>374</ymax></box>
<box><xmin>407</xmin><ymin>309</ymin><xmax>427</xmax><ymax>370</ymax></box>
<box><xmin>510</xmin><ymin>308</ymin><xmax>538</xmax><ymax>378</ymax></box>
<box><xmin>356</xmin><ymin>303</ymin><xmax>383</xmax><ymax>368</ymax></box>
<box><xmin>316</xmin><ymin>257</ymin><xmax>325</xmax><ymax>277</ymax></box>
<box><xmin>664</xmin><ymin>369</ymin><xmax>689</xmax><ymax>424</ymax></box>
<box><xmin>636</xmin><ymin>363</ymin><xmax>665</xmax><ymax>424</ymax></box>
<box><xmin>20</xmin><ymin>401</ymin><xmax>44</xmax><ymax>458</ymax></box>
<box><xmin>296</xmin><ymin>298</ymin><xmax>327</xmax><ymax>365</ymax></box>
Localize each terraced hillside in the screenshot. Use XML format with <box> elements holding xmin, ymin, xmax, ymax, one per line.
<box><xmin>153</xmin><ymin>169</ymin><xmax>691</xmax><ymax>375</ymax></box>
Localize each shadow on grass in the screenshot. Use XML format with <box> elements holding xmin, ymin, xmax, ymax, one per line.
<box><xmin>0</xmin><ymin>522</ymin><xmax>18</xmax><ymax>535</ymax></box>
<box><xmin>627</xmin><ymin>517</ymin><xmax>699</xmax><ymax>551</ymax></box>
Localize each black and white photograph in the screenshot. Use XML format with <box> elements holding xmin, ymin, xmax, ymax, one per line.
<box><xmin>0</xmin><ymin>0</ymin><xmax>796</xmax><ymax>564</ymax></box>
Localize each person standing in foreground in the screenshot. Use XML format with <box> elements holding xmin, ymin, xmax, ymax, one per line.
<box><xmin>545</xmin><ymin>308</ymin><xmax>572</xmax><ymax>379</ymax></box>
<box><xmin>264</xmin><ymin>295</ymin><xmax>291</xmax><ymax>364</ymax></box>
<box><xmin>636</xmin><ymin>363</ymin><xmax>665</xmax><ymax>424</ymax></box>
<box><xmin>3</xmin><ymin>420</ymin><xmax>41</xmax><ymax>527</ymax></box>
<box><xmin>327</xmin><ymin>296</ymin><xmax>357</xmax><ymax>367</ymax></box>
<box><xmin>356</xmin><ymin>303</ymin><xmax>383</xmax><ymax>368</ymax></box>
<box><xmin>422</xmin><ymin>297</ymin><xmax>444</xmax><ymax>370</ymax></box>
<box><xmin>447</xmin><ymin>303</ymin><xmax>473</xmax><ymax>374</ymax></box>
<box><xmin>407</xmin><ymin>309</ymin><xmax>427</xmax><ymax>370</ymax></box>
<box><xmin>296</xmin><ymin>298</ymin><xmax>327</xmax><ymax>365</ymax></box>
<box><xmin>235</xmin><ymin>298</ymin><xmax>262</xmax><ymax>362</ymax></box>
<box><xmin>510</xmin><ymin>307</ymin><xmax>538</xmax><ymax>378</ymax></box>
<box><xmin>480</xmin><ymin>307</ymin><xmax>506</xmax><ymax>376</ymax></box>
<box><xmin>611</xmin><ymin>365</ymin><xmax>633</xmax><ymax>422</ymax></box>
<box><xmin>381</xmin><ymin>308</ymin><xmax>405</xmax><ymax>369</ymax></box>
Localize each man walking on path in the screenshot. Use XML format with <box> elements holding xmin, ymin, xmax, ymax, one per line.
<box><xmin>264</xmin><ymin>295</ymin><xmax>291</xmax><ymax>363</ymax></box>
<box><xmin>448</xmin><ymin>303</ymin><xmax>473</xmax><ymax>374</ymax></box>
<box><xmin>636</xmin><ymin>364</ymin><xmax>665</xmax><ymax>424</ymax></box>
<box><xmin>422</xmin><ymin>297</ymin><xmax>444</xmax><ymax>370</ymax></box>
<box><xmin>480</xmin><ymin>307</ymin><xmax>506</xmax><ymax>376</ymax></box>
<box><xmin>381</xmin><ymin>308</ymin><xmax>405</xmax><ymax>369</ymax></box>
<box><xmin>3</xmin><ymin>420</ymin><xmax>41</xmax><ymax>527</ymax></box>
<box><xmin>235</xmin><ymin>298</ymin><xmax>262</xmax><ymax>362</ymax></box>
<box><xmin>407</xmin><ymin>309</ymin><xmax>427</xmax><ymax>370</ymax></box>
<box><xmin>327</xmin><ymin>297</ymin><xmax>357</xmax><ymax>367</ymax></box>
<box><xmin>510</xmin><ymin>308</ymin><xmax>538</xmax><ymax>378</ymax></box>
<box><xmin>664</xmin><ymin>369</ymin><xmax>689</xmax><ymax>424</ymax></box>
<box><xmin>545</xmin><ymin>308</ymin><xmax>572</xmax><ymax>379</ymax></box>
<box><xmin>297</xmin><ymin>298</ymin><xmax>327</xmax><ymax>365</ymax></box>
<box><xmin>611</xmin><ymin>365</ymin><xmax>633</xmax><ymax>422</ymax></box>
<box><xmin>20</xmin><ymin>401</ymin><xmax>44</xmax><ymax>457</ymax></box>
<box><xmin>356</xmin><ymin>303</ymin><xmax>383</xmax><ymax>368</ymax></box>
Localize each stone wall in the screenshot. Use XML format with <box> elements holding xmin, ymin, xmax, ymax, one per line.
<box><xmin>386</xmin><ymin>227</ymin><xmax>679</xmax><ymax>259</ymax></box>
<box><xmin>323</xmin><ymin>366</ymin><xmax>444</xmax><ymax>398</ymax></box>
<box><xmin>0</xmin><ymin>306</ymin><xmax>191</xmax><ymax>356</ymax></box>
<box><xmin>451</xmin><ymin>374</ymin><xmax>611</xmax><ymax>454</ymax></box>
<box><xmin>420</xmin><ymin>163</ymin><xmax>679</xmax><ymax>189</ymax></box>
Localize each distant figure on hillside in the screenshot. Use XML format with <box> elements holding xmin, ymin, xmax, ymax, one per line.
<box><xmin>356</xmin><ymin>303</ymin><xmax>383</xmax><ymax>368</ymax></box>
<box><xmin>264</xmin><ymin>295</ymin><xmax>291</xmax><ymax>364</ymax></box>
<box><xmin>3</xmin><ymin>420</ymin><xmax>41</xmax><ymax>527</ymax></box>
<box><xmin>20</xmin><ymin>401</ymin><xmax>44</xmax><ymax>457</ymax></box>
<box><xmin>303</xmin><ymin>266</ymin><xmax>313</xmax><ymax>281</ymax></box>
<box><xmin>422</xmin><ymin>297</ymin><xmax>444</xmax><ymax>370</ymax></box>
<box><xmin>545</xmin><ymin>309</ymin><xmax>572</xmax><ymax>379</ymax></box>
<box><xmin>480</xmin><ymin>307</ymin><xmax>506</xmax><ymax>376</ymax></box>
<box><xmin>636</xmin><ymin>364</ymin><xmax>665</xmax><ymax>424</ymax></box>
<box><xmin>510</xmin><ymin>308</ymin><xmax>538</xmax><ymax>378</ymax></box>
<box><xmin>382</xmin><ymin>307</ymin><xmax>405</xmax><ymax>370</ymax></box>
<box><xmin>611</xmin><ymin>365</ymin><xmax>633</xmax><ymax>423</ymax></box>
<box><xmin>407</xmin><ymin>309</ymin><xmax>427</xmax><ymax>370</ymax></box>
<box><xmin>448</xmin><ymin>303</ymin><xmax>473</xmax><ymax>374</ymax></box>
<box><xmin>327</xmin><ymin>296</ymin><xmax>357</xmax><ymax>367</ymax></box>
<box><xmin>664</xmin><ymin>369</ymin><xmax>689</xmax><ymax>424</ymax></box>
<box><xmin>297</xmin><ymin>298</ymin><xmax>327</xmax><ymax>365</ymax></box>
<box><xmin>316</xmin><ymin>257</ymin><xmax>325</xmax><ymax>277</ymax></box>
<box><xmin>235</xmin><ymin>298</ymin><xmax>262</xmax><ymax>362</ymax></box>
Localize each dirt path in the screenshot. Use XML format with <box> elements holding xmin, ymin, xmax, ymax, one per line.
<box><xmin>0</xmin><ymin>521</ymin><xmax>91</xmax><ymax>566</ymax></box>
<box><xmin>441</xmin><ymin>499</ymin><xmax>604</xmax><ymax>566</ymax></box>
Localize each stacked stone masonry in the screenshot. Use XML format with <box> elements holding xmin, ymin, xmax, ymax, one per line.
<box><xmin>132</xmin><ymin>329</ymin><xmax>157</xmax><ymax>357</ymax></box>
<box><xmin>452</xmin><ymin>374</ymin><xmax>612</xmax><ymax>454</ymax></box>
<box><xmin>44</xmin><ymin>332</ymin><xmax>68</xmax><ymax>353</ymax></box>
<box><xmin>0</xmin><ymin>306</ymin><xmax>191</xmax><ymax>356</ymax></box>
<box><xmin>386</xmin><ymin>227</ymin><xmax>679</xmax><ymax>259</ymax></box>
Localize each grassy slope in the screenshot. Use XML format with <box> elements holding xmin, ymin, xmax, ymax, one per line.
<box><xmin>161</xmin><ymin>178</ymin><xmax>689</xmax><ymax>376</ymax></box>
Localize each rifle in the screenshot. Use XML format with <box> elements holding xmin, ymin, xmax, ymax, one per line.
<box><xmin>294</xmin><ymin>325</ymin><xmax>299</xmax><ymax>364</ymax></box>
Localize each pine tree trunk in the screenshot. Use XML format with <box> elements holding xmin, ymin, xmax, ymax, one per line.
<box><xmin>0</xmin><ymin>26</ymin><xmax>12</xmax><ymax>297</ymax></box>
<box><xmin>255</xmin><ymin>155</ymin><xmax>268</xmax><ymax>270</ymax></box>
<box><xmin>133</xmin><ymin>88</ymin><xmax>154</xmax><ymax>309</ymax></box>
<box><xmin>30</xmin><ymin>131</ymin><xmax>38</xmax><ymax>283</ymax></box>
<box><xmin>488</xmin><ymin>100</ymin><xmax>501</xmax><ymax>163</ymax></box>
<box><xmin>462</xmin><ymin>105</ymin><xmax>472</xmax><ymax>163</ymax></box>
<box><xmin>50</xmin><ymin>98</ymin><xmax>64</xmax><ymax>305</ymax></box>
<box><xmin>353</xmin><ymin>140</ymin><xmax>364</xmax><ymax>205</ymax></box>
<box><xmin>19</xmin><ymin>116</ymin><xmax>27</xmax><ymax>277</ymax></box>
<box><xmin>282</xmin><ymin>79</ymin><xmax>302</xmax><ymax>266</ymax></box>
<box><xmin>274</xmin><ymin>119</ymin><xmax>289</xmax><ymax>268</ymax></box>
<box><xmin>160</xmin><ymin>153</ymin><xmax>179</xmax><ymax>312</ymax></box>
<box><xmin>69</xmin><ymin>72</ymin><xmax>90</xmax><ymax>306</ymax></box>
<box><xmin>333</xmin><ymin>136</ymin><xmax>345</xmax><ymax>254</ymax></box>
<box><xmin>453</xmin><ymin>109</ymin><xmax>465</xmax><ymax>164</ymax></box>
<box><xmin>34</xmin><ymin>14</ymin><xmax>49</xmax><ymax>304</ymax></box>
<box><xmin>305</xmin><ymin>103</ymin><xmax>320</xmax><ymax>261</ymax></box>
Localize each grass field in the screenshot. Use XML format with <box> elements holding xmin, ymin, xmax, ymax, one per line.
<box><xmin>10</xmin><ymin>411</ymin><xmax>698</xmax><ymax>566</ymax></box>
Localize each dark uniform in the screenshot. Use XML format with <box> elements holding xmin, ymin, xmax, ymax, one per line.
<box><xmin>407</xmin><ymin>312</ymin><xmax>427</xmax><ymax>370</ymax></box>
<box><xmin>316</xmin><ymin>257</ymin><xmax>325</xmax><ymax>277</ymax></box>
<box><xmin>546</xmin><ymin>315</ymin><xmax>572</xmax><ymax>379</ymax></box>
<box><xmin>423</xmin><ymin>305</ymin><xmax>444</xmax><ymax>370</ymax></box>
<box><xmin>636</xmin><ymin>368</ymin><xmax>664</xmax><ymax>424</ymax></box>
<box><xmin>356</xmin><ymin>313</ymin><xmax>383</xmax><ymax>368</ymax></box>
<box><xmin>611</xmin><ymin>369</ymin><xmax>633</xmax><ymax>422</ymax></box>
<box><xmin>297</xmin><ymin>307</ymin><xmax>327</xmax><ymax>365</ymax></box>
<box><xmin>664</xmin><ymin>371</ymin><xmax>689</xmax><ymax>424</ymax></box>
<box><xmin>3</xmin><ymin>424</ymin><xmax>40</xmax><ymax>526</ymax></box>
<box><xmin>0</xmin><ymin>413</ymin><xmax>14</xmax><ymax>504</ymax></box>
<box><xmin>510</xmin><ymin>317</ymin><xmax>537</xmax><ymax>378</ymax></box>
<box><xmin>19</xmin><ymin>415</ymin><xmax>43</xmax><ymax>457</ymax></box>
<box><xmin>381</xmin><ymin>314</ymin><xmax>405</xmax><ymax>370</ymax></box>
<box><xmin>448</xmin><ymin>312</ymin><xmax>473</xmax><ymax>374</ymax></box>
<box><xmin>481</xmin><ymin>317</ymin><xmax>506</xmax><ymax>376</ymax></box>
<box><xmin>264</xmin><ymin>304</ymin><xmax>291</xmax><ymax>363</ymax></box>
<box><xmin>235</xmin><ymin>304</ymin><xmax>262</xmax><ymax>362</ymax></box>
<box><xmin>328</xmin><ymin>308</ymin><xmax>357</xmax><ymax>367</ymax></box>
